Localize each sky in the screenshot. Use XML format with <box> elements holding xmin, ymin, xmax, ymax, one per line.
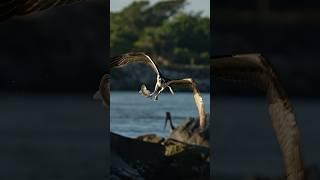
<box><xmin>110</xmin><ymin>0</ymin><xmax>210</xmax><ymax>17</ymax></box>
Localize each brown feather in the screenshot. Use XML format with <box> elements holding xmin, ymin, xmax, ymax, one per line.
<box><xmin>110</xmin><ymin>52</ymin><xmax>161</xmax><ymax>75</ymax></box>
<box><xmin>167</xmin><ymin>78</ymin><xmax>207</xmax><ymax>129</ymax></box>
<box><xmin>212</xmin><ymin>54</ymin><xmax>304</xmax><ymax>180</ymax></box>
<box><xmin>0</xmin><ymin>0</ymin><xmax>81</xmax><ymax>21</ymax></box>
<box><xmin>94</xmin><ymin>73</ymin><xmax>110</xmax><ymax>109</ymax></box>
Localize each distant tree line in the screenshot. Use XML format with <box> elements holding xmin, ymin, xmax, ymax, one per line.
<box><xmin>110</xmin><ymin>0</ymin><xmax>210</xmax><ymax>65</ymax></box>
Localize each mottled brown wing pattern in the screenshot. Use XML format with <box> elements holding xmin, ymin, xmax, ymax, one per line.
<box><xmin>0</xmin><ymin>0</ymin><xmax>80</xmax><ymax>21</ymax></box>
<box><xmin>212</xmin><ymin>54</ymin><xmax>304</xmax><ymax>180</ymax></box>
<box><xmin>94</xmin><ymin>73</ymin><xmax>110</xmax><ymax>109</ymax></box>
<box><xmin>212</xmin><ymin>54</ymin><xmax>268</xmax><ymax>90</ymax></box>
<box><xmin>110</xmin><ymin>52</ymin><xmax>160</xmax><ymax>75</ymax></box>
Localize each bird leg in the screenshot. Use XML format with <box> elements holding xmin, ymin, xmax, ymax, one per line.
<box><xmin>149</xmin><ymin>83</ymin><xmax>159</xmax><ymax>97</ymax></box>
<box><xmin>168</xmin><ymin>86</ymin><xmax>174</xmax><ymax>95</ymax></box>
<box><xmin>154</xmin><ymin>87</ymin><xmax>165</xmax><ymax>101</ymax></box>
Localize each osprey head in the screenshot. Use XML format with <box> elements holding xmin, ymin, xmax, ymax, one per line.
<box><xmin>139</xmin><ymin>84</ymin><xmax>152</xmax><ymax>97</ymax></box>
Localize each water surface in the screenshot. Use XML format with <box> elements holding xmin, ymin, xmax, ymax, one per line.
<box><xmin>111</xmin><ymin>91</ymin><xmax>210</xmax><ymax>138</ymax></box>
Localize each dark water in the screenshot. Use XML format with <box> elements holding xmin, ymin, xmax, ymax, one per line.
<box><xmin>0</xmin><ymin>94</ymin><xmax>108</xmax><ymax>179</ymax></box>
<box><xmin>110</xmin><ymin>91</ymin><xmax>210</xmax><ymax>138</ymax></box>
<box><xmin>212</xmin><ymin>97</ymin><xmax>320</xmax><ymax>177</ymax></box>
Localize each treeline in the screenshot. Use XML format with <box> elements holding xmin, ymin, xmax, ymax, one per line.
<box><xmin>110</xmin><ymin>0</ymin><xmax>210</xmax><ymax>65</ymax></box>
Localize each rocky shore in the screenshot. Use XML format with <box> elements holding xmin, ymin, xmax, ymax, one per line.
<box><xmin>110</xmin><ymin>117</ymin><xmax>210</xmax><ymax>180</ymax></box>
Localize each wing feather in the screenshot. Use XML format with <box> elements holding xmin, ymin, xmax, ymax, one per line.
<box><xmin>167</xmin><ymin>78</ymin><xmax>207</xmax><ymax>129</ymax></box>
<box><xmin>0</xmin><ymin>0</ymin><xmax>81</xmax><ymax>21</ymax></box>
<box><xmin>212</xmin><ymin>54</ymin><xmax>304</xmax><ymax>179</ymax></box>
<box><xmin>94</xmin><ymin>73</ymin><xmax>110</xmax><ymax>109</ymax></box>
<box><xmin>110</xmin><ymin>52</ymin><xmax>161</xmax><ymax>76</ymax></box>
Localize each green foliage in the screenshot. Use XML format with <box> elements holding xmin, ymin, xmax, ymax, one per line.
<box><xmin>110</xmin><ymin>0</ymin><xmax>209</xmax><ymax>65</ymax></box>
<box><xmin>110</xmin><ymin>1</ymin><xmax>149</xmax><ymax>56</ymax></box>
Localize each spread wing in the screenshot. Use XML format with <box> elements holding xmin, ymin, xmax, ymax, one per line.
<box><xmin>0</xmin><ymin>0</ymin><xmax>81</xmax><ymax>21</ymax></box>
<box><xmin>212</xmin><ymin>54</ymin><xmax>304</xmax><ymax>179</ymax></box>
<box><xmin>93</xmin><ymin>73</ymin><xmax>110</xmax><ymax>109</ymax></box>
<box><xmin>167</xmin><ymin>78</ymin><xmax>207</xmax><ymax>129</ymax></box>
<box><xmin>110</xmin><ymin>52</ymin><xmax>161</xmax><ymax>76</ymax></box>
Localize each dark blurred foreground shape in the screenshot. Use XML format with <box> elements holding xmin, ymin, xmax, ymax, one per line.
<box><xmin>0</xmin><ymin>0</ymin><xmax>108</xmax><ymax>94</ymax></box>
<box><xmin>211</xmin><ymin>0</ymin><xmax>320</xmax><ymax>179</ymax></box>
<box><xmin>0</xmin><ymin>0</ymin><xmax>109</xmax><ymax>179</ymax></box>
<box><xmin>0</xmin><ymin>0</ymin><xmax>81</xmax><ymax>21</ymax></box>
<box><xmin>212</xmin><ymin>0</ymin><xmax>320</xmax><ymax>97</ymax></box>
<box><xmin>211</xmin><ymin>55</ymin><xmax>306</xmax><ymax>180</ymax></box>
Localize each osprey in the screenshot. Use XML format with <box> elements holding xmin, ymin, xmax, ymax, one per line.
<box><xmin>110</xmin><ymin>52</ymin><xmax>174</xmax><ymax>101</ymax></box>
<box><xmin>109</xmin><ymin>52</ymin><xmax>207</xmax><ymax>129</ymax></box>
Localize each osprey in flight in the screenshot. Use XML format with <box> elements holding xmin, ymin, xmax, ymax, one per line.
<box><xmin>111</xmin><ymin>52</ymin><xmax>174</xmax><ymax>101</ymax></box>
<box><xmin>110</xmin><ymin>52</ymin><xmax>207</xmax><ymax>129</ymax></box>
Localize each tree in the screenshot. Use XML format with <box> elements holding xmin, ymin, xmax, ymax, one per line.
<box><xmin>110</xmin><ymin>0</ymin><xmax>186</xmax><ymax>56</ymax></box>
<box><xmin>134</xmin><ymin>12</ymin><xmax>210</xmax><ymax>65</ymax></box>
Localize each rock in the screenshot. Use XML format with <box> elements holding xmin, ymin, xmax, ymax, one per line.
<box><xmin>168</xmin><ymin>117</ymin><xmax>210</xmax><ymax>147</ymax></box>
<box><xmin>111</xmin><ymin>132</ymin><xmax>210</xmax><ymax>179</ymax></box>
<box><xmin>136</xmin><ymin>134</ymin><xmax>165</xmax><ymax>144</ymax></box>
<box><xmin>111</xmin><ymin>151</ymin><xmax>144</xmax><ymax>180</ymax></box>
